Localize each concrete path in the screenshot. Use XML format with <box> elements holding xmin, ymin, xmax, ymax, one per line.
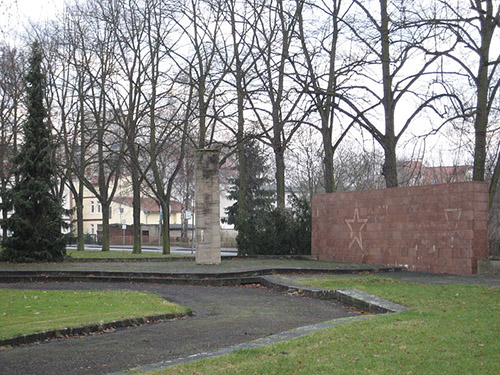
<box><xmin>66</xmin><ymin>245</ymin><xmax>238</xmax><ymax>257</ymax></box>
<box><xmin>0</xmin><ymin>281</ymin><xmax>356</xmax><ymax>375</ymax></box>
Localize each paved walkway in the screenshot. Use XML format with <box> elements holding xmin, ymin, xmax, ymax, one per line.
<box><xmin>0</xmin><ymin>281</ymin><xmax>356</xmax><ymax>375</ymax></box>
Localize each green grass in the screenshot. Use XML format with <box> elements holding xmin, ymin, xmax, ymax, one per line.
<box><xmin>0</xmin><ymin>289</ymin><xmax>191</xmax><ymax>340</ymax></box>
<box><xmin>136</xmin><ymin>276</ymin><xmax>500</xmax><ymax>375</ymax></box>
<box><xmin>66</xmin><ymin>249</ymin><xmax>190</xmax><ymax>259</ymax></box>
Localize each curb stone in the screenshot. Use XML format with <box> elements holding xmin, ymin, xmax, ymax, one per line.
<box><xmin>334</xmin><ymin>289</ymin><xmax>406</xmax><ymax>313</ymax></box>
<box><xmin>106</xmin><ymin>275</ymin><xmax>406</xmax><ymax>374</ymax></box>
<box><xmin>107</xmin><ymin>315</ymin><xmax>374</xmax><ymax>375</ymax></box>
<box><xmin>0</xmin><ymin>311</ymin><xmax>193</xmax><ymax>348</ymax></box>
<box><xmin>0</xmin><ymin>266</ymin><xmax>405</xmax><ymax>283</ymax></box>
<box><xmin>261</xmin><ymin>275</ymin><xmax>407</xmax><ymax>313</ymax></box>
<box><xmin>0</xmin><ymin>273</ymin><xmax>265</xmax><ymax>286</ymax></box>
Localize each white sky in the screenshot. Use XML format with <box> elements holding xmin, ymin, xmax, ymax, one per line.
<box><xmin>0</xmin><ymin>0</ymin><xmax>65</xmax><ymax>34</ymax></box>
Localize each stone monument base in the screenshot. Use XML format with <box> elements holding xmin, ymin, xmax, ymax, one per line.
<box><xmin>194</xmin><ymin>149</ymin><xmax>221</xmax><ymax>265</ymax></box>
<box><xmin>196</xmin><ymin>248</ymin><xmax>221</xmax><ymax>264</ymax></box>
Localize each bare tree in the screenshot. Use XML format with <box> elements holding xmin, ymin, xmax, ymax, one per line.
<box><xmin>137</xmin><ymin>0</ymin><xmax>195</xmax><ymax>254</ymax></box>
<box><xmin>105</xmin><ymin>0</ymin><xmax>153</xmax><ymax>254</ymax></box>
<box><xmin>217</xmin><ymin>0</ymin><xmax>265</xmax><ymax>233</ymax></box>
<box><xmin>291</xmin><ymin>0</ymin><xmax>360</xmax><ymax>193</ymax></box>
<box><xmin>434</xmin><ymin>0</ymin><xmax>500</xmax><ymax>205</ymax></box>
<box><xmin>338</xmin><ymin>0</ymin><xmax>452</xmax><ymax>188</ymax></box>
<box><xmin>142</xmin><ymin>91</ymin><xmax>193</xmax><ymax>254</ymax></box>
<box><xmin>67</xmin><ymin>0</ymin><xmax>125</xmax><ymax>252</ymax></box>
<box><xmin>246</xmin><ymin>0</ymin><xmax>306</xmax><ymax>209</ymax></box>
<box><xmin>172</xmin><ymin>147</ymin><xmax>195</xmax><ymax>240</ymax></box>
<box><xmin>171</xmin><ymin>0</ymin><xmax>229</xmax><ymax>149</ymax></box>
<box><xmin>286</xmin><ymin>127</ymin><xmax>324</xmax><ymax>201</ymax></box>
<box><xmin>334</xmin><ymin>144</ymin><xmax>386</xmax><ymax>191</ymax></box>
<box><xmin>0</xmin><ymin>43</ymin><xmax>24</xmax><ymax>238</ymax></box>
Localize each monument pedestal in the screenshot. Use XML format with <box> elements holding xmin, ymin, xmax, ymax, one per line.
<box><xmin>194</xmin><ymin>149</ymin><xmax>221</xmax><ymax>264</ymax></box>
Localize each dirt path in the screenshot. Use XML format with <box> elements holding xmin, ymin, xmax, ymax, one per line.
<box><xmin>0</xmin><ymin>282</ymin><xmax>356</xmax><ymax>375</ymax></box>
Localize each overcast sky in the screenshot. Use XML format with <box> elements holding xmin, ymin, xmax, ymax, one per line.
<box><xmin>1</xmin><ymin>0</ymin><xmax>64</xmax><ymax>35</ymax></box>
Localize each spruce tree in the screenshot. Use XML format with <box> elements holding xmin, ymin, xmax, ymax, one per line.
<box><xmin>226</xmin><ymin>139</ymin><xmax>312</xmax><ymax>256</ymax></box>
<box><xmin>0</xmin><ymin>41</ymin><xmax>66</xmax><ymax>262</ymax></box>
<box><xmin>225</xmin><ymin>140</ymin><xmax>274</xmax><ymax>255</ymax></box>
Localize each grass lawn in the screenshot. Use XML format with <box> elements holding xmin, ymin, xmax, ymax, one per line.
<box><xmin>0</xmin><ymin>289</ymin><xmax>191</xmax><ymax>340</ymax></box>
<box><xmin>66</xmin><ymin>249</ymin><xmax>190</xmax><ymax>259</ymax></box>
<box><xmin>135</xmin><ymin>276</ymin><xmax>500</xmax><ymax>375</ymax></box>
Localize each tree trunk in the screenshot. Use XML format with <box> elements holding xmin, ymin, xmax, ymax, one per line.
<box><xmin>237</xmin><ymin>141</ymin><xmax>248</xmax><ymax>222</ymax></box>
<box><xmin>489</xmin><ymin>150</ymin><xmax>500</xmax><ymax>208</ymax></box>
<box><xmin>380</xmin><ymin>0</ymin><xmax>398</xmax><ymax>188</ymax></box>
<box><xmin>181</xmin><ymin>209</ymin><xmax>188</xmax><ymax>239</ymax></box>
<box><xmin>275</xmin><ymin>147</ymin><xmax>286</xmax><ymax>209</ymax></box>
<box><xmin>198</xmin><ymin>76</ymin><xmax>207</xmax><ymax>149</ymax></box>
<box><xmin>101</xmin><ymin>201</ymin><xmax>110</xmax><ymax>251</ymax></box>
<box><xmin>76</xmin><ymin>181</ymin><xmax>85</xmax><ymax>251</ymax></box>
<box><xmin>161</xmin><ymin>201</ymin><xmax>170</xmax><ymax>254</ymax></box>
<box><xmin>77</xmin><ymin>73</ymin><xmax>86</xmax><ymax>252</ymax></box>
<box><xmin>473</xmin><ymin>125</ymin><xmax>487</xmax><ymax>182</ymax></box>
<box><xmin>230</xmin><ymin>3</ymin><xmax>248</xmax><ymax>225</ymax></box>
<box><xmin>1</xmin><ymin>186</ymin><xmax>8</xmax><ymax>239</ymax></box>
<box><xmin>181</xmin><ymin>173</ymin><xmax>191</xmax><ymax>239</ymax></box>
<box><xmin>131</xmin><ymin>168</ymin><xmax>142</xmax><ymax>253</ymax></box>
<box><xmin>472</xmin><ymin>7</ymin><xmax>494</xmax><ymax>182</ymax></box>
<box><xmin>236</xmin><ymin>75</ymin><xmax>248</xmax><ymax>224</ymax></box>
<box><xmin>382</xmin><ymin>142</ymin><xmax>398</xmax><ymax>188</ymax></box>
<box><xmin>323</xmin><ymin>132</ymin><xmax>336</xmax><ymax>193</ymax></box>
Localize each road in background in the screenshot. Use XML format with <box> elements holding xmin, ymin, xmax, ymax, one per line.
<box><xmin>66</xmin><ymin>245</ymin><xmax>237</xmax><ymax>257</ymax></box>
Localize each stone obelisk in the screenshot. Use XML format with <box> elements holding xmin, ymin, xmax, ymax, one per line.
<box><xmin>194</xmin><ymin>149</ymin><xmax>221</xmax><ymax>264</ymax></box>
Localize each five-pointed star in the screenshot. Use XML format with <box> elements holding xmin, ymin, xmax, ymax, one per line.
<box><xmin>345</xmin><ymin>208</ymin><xmax>368</xmax><ymax>249</ymax></box>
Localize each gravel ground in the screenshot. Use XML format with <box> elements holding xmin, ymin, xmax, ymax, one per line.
<box><xmin>0</xmin><ymin>281</ymin><xmax>357</xmax><ymax>375</ymax></box>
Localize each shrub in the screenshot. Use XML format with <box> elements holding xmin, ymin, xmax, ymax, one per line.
<box><xmin>236</xmin><ymin>196</ymin><xmax>311</xmax><ymax>256</ymax></box>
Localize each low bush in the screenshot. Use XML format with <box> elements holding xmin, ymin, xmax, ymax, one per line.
<box><xmin>236</xmin><ymin>196</ymin><xmax>311</xmax><ymax>256</ymax></box>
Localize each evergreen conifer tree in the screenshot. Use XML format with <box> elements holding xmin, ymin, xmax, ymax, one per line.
<box><xmin>226</xmin><ymin>139</ymin><xmax>312</xmax><ymax>256</ymax></box>
<box><xmin>225</xmin><ymin>140</ymin><xmax>274</xmax><ymax>255</ymax></box>
<box><xmin>1</xmin><ymin>41</ymin><xmax>67</xmax><ymax>262</ymax></box>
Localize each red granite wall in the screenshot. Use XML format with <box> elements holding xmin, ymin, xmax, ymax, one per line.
<box><xmin>312</xmin><ymin>182</ymin><xmax>489</xmax><ymax>275</ymax></box>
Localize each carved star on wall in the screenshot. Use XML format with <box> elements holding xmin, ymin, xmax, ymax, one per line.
<box><xmin>345</xmin><ymin>208</ymin><xmax>368</xmax><ymax>250</ymax></box>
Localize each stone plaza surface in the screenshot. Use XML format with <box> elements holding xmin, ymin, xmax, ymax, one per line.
<box><xmin>312</xmin><ymin>182</ymin><xmax>489</xmax><ymax>274</ymax></box>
